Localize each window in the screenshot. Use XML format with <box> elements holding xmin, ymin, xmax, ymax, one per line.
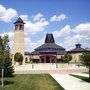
<box><xmin>15</xmin><ymin>25</ymin><xmax>18</xmax><ymax>30</ymax></box>
<box><xmin>25</xmin><ymin>57</ymin><xmax>27</xmax><ymax>62</ymax></box>
<box><xmin>19</xmin><ymin>25</ymin><xmax>24</xmax><ymax>30</ymax></box>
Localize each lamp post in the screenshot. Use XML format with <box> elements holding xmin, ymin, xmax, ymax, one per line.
<box><xmin>56</xmin><ymin>62</ymin><xmax>58</xmax><ymax>68</ymax></box>
<box><xmin>55</xmin><ymin>54</ymin><xmax>58</xmax><ymax>69</ymax></box>
<box><xmin>1</xmin><ymin>66</ymin><xmax>4</xmax><ymax>87</ymax></box>
<box><xmin>55</xmin><ymin>57</ymin><xmax>58</xmax><ymax>69</ymax></box>
<box><xmin>1</xmin><ymin>57</ymin><xmax>4</xmax><ymax>87</ymax></box>
<box><xmin>31</xmin><ymin>60</ymin><xmax>34</xmax><ymax>69</ymax></box>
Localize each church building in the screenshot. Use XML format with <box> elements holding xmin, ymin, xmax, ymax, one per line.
<box><xmin>12</xmin><ymin>17</ymin><xmax>90</xmax><ymax>64</ymax></box>
<box><xmin>30</xmin><ymin>33</ymin><xmax>65</xmax><ymax>63</ymax></box>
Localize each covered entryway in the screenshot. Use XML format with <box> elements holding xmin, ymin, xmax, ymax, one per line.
<box><xmin>46</xmin><ymin>56</ymin><xmax>50</xmax><ymax>63</ymax></box>
<box><xmin>40</xmin><ymin>55</ymin><xmax>57</xmax><ymax>63</ymax></box>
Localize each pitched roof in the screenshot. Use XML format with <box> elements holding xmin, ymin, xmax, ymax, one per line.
<box><xmin>14</xmin><ymin>17</ymin><xmax>25</xmax><ymax>24</ymax></box>
<box><xmin>85</xmin><ymin>48</ymin><xmax>90</xmax><ymax>51</ymax></box>
<box><xmin>45</xmin><ymin>33</ymin><xmax>55</xmax><ymax>43</ymax></box>
<box><xmin>68</xmin><ymin>44</ymin><xmax>88</xmax><ymax>53</ymax></box>
<box><xmin>31</xmin><ymin>51</ymin><xmax>39</xmax><ymax>55</ymax></box>
<box><xmin>24</xmin><ymin>52</ymin><xmax>31</xmax><ymax>55</ymax></box>
<box><xmin>31</xmin><ymin>49</ymin><xmax>65</xmax><ymax>55</ymax></box>
<box><xmin>35</xmin><ymin>43</ymin><xmax>65</xmax><ymax>51</ymax></box>
<box><xmin>31</xmin><ymin>33</ymin><xmax>65</xmax><ymax>55</ymax></box>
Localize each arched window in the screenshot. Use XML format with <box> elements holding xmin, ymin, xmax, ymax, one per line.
<box><xmin>19</xmin><ymin>25</ymin><xmax>24</xmax><ymax>30</ymax></box>
<box><xmin>15</xmin><ymin>25</ymin><xmax>18</xmax><ymax>30</ymax></box>
<box><xmin>25</xmin><ymin>57</ymin><xmax>27</xmax><ymax>62</ymax></box>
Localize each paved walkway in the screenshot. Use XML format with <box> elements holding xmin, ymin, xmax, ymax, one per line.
<box><xmin>14</xmin><ymin>63</ymin><xmax>88</xmax><ymax>74</ymax></box>
<box><xmin>14</xmin><ymin>63</ymin><xmax>86</xmax><ymax>70</ymax></box>
<box><xmin>14</xmin><ymin>64</ymin><xmax>90</xmax><ymax>90</ymax></box>
<box><xmin>50</xmin><ymin>73</ymin><xmax>90</xmax><ymax>90</ymax></box>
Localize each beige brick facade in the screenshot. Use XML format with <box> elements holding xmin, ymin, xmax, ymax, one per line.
<box><xmin>14</xmin><ymin>30</ymin><xmax>24</xmax><ymax>56</ymax></box>
<box><xmin>13</xmin><ymin>18</ymin><xmax>25</xmax><ymax>65</ymax></box>
<box><xmin>69</xmin><ymin>53</ymin><xmax>82</xmax><ymax>63</ymax></box>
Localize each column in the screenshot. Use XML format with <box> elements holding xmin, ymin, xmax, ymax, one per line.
<box><xmin>55</xmin><ymin>57</ymin><xmax>57</xmax><ymax>63</ymax></box>
<box><xmin>44</xmin><ymin>57</ymin><xmax>46</xmax><ymax>63</ymax></box>
<box><xmin>50</xmin><ymin>56</ymin><xmax>51</xmax><ymax>63</ymax></box>
<box><xmin>39</xmin><ymin>57</ymin><xmax>41</xmax><ymax>63</ymax></box>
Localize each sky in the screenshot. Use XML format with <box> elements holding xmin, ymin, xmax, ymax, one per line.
<box><xmin>0</xmin><ymin>0</ymin><xmax>90</xmax><ymax>53</ymax></box>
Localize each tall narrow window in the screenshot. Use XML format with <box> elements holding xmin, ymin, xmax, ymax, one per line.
<box><xmin>25</xmin><ymin>57</ymin><xmax>27</xmax><ymax>62</ymax></box>
<box><xmin>15</xmin><ymin>25</ymin><xmax>18</xmax><ymax>30</ymax></box>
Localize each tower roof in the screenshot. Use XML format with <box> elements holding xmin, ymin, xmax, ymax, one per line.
<box><xmin>45</xmin><ymin>33</ymin><xmax>55</xmax><ymax>43</ymax></box>
<box><xmin>14</xmin><ymin>17</ymin><xmax>25</xmax><ymax>24</ymax></box>
<box><xmin>68</xmin><ymin>44</ymin><xmax>88</xmax><ymax>53</ymax></box>
<box><xmin>31</xmin><ymin>33</ymin><xmax>65</xmax><ymax>55</ymax></box>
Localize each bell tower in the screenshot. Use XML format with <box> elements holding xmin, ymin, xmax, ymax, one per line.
<box><xmin>13</xmin><ymin>17</ymin><xmax>25</xmax><ymax>64</ymax></box>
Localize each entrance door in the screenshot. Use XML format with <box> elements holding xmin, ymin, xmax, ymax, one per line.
<box><xmin>46</xmin><ymin>56</ymin><xmax>50</xmax><ymax>63</ymax></box>
<box><xmin>41</xmin><ymin>57</ymin><xmax>45</xmax><ymax>63</ymax></box>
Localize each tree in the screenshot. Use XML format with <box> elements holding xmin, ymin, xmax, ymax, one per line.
<box><xmin>0</xmin><ymin>35</ymin><xmax>14</xmax><ymax>86</ymax></box>
<box><xmin>63</xmin><ymin>53</ymin><xmax>72</xmax><ymax>64</ymax></box>
<box><xmin>14</xmin><ymin>52</ymin><xmax>23</xmax><ymax>65</ymax></box>
<box><xmin>80</xmin><ymin>52</ymin><xmax>90</xmax><ymax>79</ymax></box>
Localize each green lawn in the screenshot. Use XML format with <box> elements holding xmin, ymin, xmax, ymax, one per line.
<box><xmin>70</xmin><ymin>74</ymin><xmax>90</xmax><ymax>83</ymax></box>
<box><xmin>0</xmin><ymin>74</ymin><xmax>64</xmax><ymax>90</ymax></box>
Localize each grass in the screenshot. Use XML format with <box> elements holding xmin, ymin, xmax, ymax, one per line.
<box><xmin>70</xmin><ymin>74</ymin><xmax>90</xmax><ymax>83</ymax></box>
<box><xmin>0</xmin><ymin>74</ymin><xmax>64</xmax><ymax>90</ymax></box>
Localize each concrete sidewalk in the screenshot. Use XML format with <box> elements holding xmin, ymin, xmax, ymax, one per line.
<box><xmin>50</xmin><ymin>74</ymin><xmax>90</xmax><ymax>90</ymax></box>
<box><xmin>14</xmin><ymin>63</ymin><xmax>88</xmax><ymax>74</ymax></box>
<box><xmin>14</xmin><ymin>64</ymin><xmax>90</xmax><ymax>90</ymax></box>
<box><xmin>14</xmin><ymin>63</ymin><xmax>87</xmax><ymax>71</ymax></box>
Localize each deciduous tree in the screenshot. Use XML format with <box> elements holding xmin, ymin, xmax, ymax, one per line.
<box><xmin>63</xmin><ymin>53</ymin><xmax>72</xmax><ymax>64</ymax></box>
<box><xmin>0</xmin><ymin>35</ymin><xmax>14</xmax><ymax>86</ymax></box>
<box><xmin>80</xmin><ymin>52</ymin><xmax>90</xmax><ymax>79</ymax></box>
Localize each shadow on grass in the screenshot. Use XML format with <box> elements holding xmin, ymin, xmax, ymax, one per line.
<box><xmin>0</xmin><ymin>81</ymin><xmax>14</xmax><ymax>86</ymax></box>
<box><xmin>69</xmin><ymin>74</ymin><xmax>90</xmax><ymax>83</ymax></box>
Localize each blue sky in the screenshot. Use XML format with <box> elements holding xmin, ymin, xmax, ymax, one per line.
<box><xmin>0</xmin><ymin>0</ymin><xmax>90</xmax><ymax>52</ymax></box>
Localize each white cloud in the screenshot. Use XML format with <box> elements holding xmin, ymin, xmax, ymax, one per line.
<box><xmin>20</xmin><ymin>15</ymin><xmax>29</xmax><ymax>21</ymax></box>
<box><xmin>0</xmin><ymin>31</ymin><xmax>44</xmax><ymax>52</ymax></box>
<box><xmin>1</xmin><ymin>31</ymin><xmax>14</xmax><ymax>38</ymax></box>
<box><xmin>25</xmin><ymin>37</ymin><xmax>44</xmax><ymax>51</ymax></box>
<box><xmin>0</xmin><ymin>5</ymin><xmax>18</xmax><ymax>22</ymax></box>
<box><xmin>63</xmin><ymin>34</ymin><xmax>89</xmax><ymax>50</ymax></box>
<box><xmin>0</xmin><ymin>31</ymin><xmax>14</xmax><ymax>53</ymax></box>
<box><xmin>50</xmin><ymin>14</ymin><xmax>67</xmax><ymax>22</ymax></box>
<box><xmin>62</xmin><ymin>23</ymin><xmax>90</xmax><ymax>50</ymax></box>
<box><xmin>31</xmin><ymin>13</ymin><xmax>44</xmax><ymax>21</ymax></box>
<box><xmin>53</xmin><ymin>25</ymin><xmax>71</xmax><ymax>38</ymax></box>
<box><xmin>19</xmin><ymin>13</ymin><xmax>49</xmax><ymax>34</ymax></box>
<box><xmin>0</xmin><ymin>31</ymin><xmax>43</xmax><ymax>52</ymax></box>
<box><xmin>25</xmin><ymin>19</ymin><xmax>49</xmax><ymax>34</ymax></box>
<box><xmin>73</xmin><ymin>23</ymin><xmax>90</xmax><ymax>35</ymax></box>
<box><xmin>1</xmin><ymin>22</ymin><xmax>90</xmax><ymax>52</ymax></box>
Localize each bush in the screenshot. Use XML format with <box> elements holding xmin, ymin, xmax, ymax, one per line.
<box><xmin>14</xmin><ymin>52</ymin><xmax>23</xmax><ymax>65</ymax></box>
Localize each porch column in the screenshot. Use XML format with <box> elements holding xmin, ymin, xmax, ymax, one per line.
<box><xmin>39</xmin><ymin>57</ymin><xmax>41</xmax><ymax>63</ymax></box>
<box><xmin>55</xmin><ymin>57</ymin><xmax>57</xmax><ymax>63</ymax></box>
<box><xmin>50</xmin><ymin>56</ymin><xmax>51</xmax><ymax>63</ymax></box>
<box><xmin>44</xmin><ymin>57</ymin><xmax>46</xmax><ymax>63</ymax></box>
